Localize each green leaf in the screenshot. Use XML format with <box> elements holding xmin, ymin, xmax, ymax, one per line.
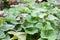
<box><xmin>17</xmin><ymin>33</ymin><xmax>27</xmax><ymax>40</ymax></box>
<box><xmin>55</xmin><ymin>13</ymin><xmax>60</xmax><ymax>19</ymax></box>
<box><xmin>41</xmin><ymin>30</ymin><xmax>56</xmax><ymax>40</ymax></box>
<box><xmin>11</xmin><ymin>35</ymin><xmax>18</xmax><ymax>40</ymax></box>
<box><xmin>26</xmin><ymin>15</ymin><xmax>37</xmax><ymax>23</ymax></box>
<box><xmin>14</xmin><ymin>25</ymin><xmax>22</xmax><ymax>32</ymax></box>
<box><xmin>5</xmin><ymin>15</ymin><xmax>16</xmax><ymax>23</ymax></box>
<box><xmin>25</xmin><ymin>27</ymin><xmax>38</xmax><ymax>35</ymax></box>
<box><xmin>31</xmin><ymin>9</ymin><xmax>40</xmax><ymax>17</ymax></box>
<box><xmin>31</xmin><ymin>12</ymin><xmax>37</xmax><ymax>17</ymax></box>
<box><xmin>36</xmin><ymin>22</ymin><xmax>43</xmax><ymax>30</ymax></box>
<box><xmin>57</xmin><ymin>30</ymin><xmax>60</xmax><ymax>40</ymax></box>
<box><xmin>19</xmin><ymin>7</ymin><xmax>27</xmax><ymax>13</ymax></box>
<box><xmin>26</xmin><ymin>24</ymin><xmax>34</xmax><ymax>28</ymax></box>
<box><xmin>39</xmin><ymin>13</ymin><xmax>47</xmax><ymax>18</ymax></box>
<box><xmin>9</xmin><ymin>31</ymin><xmax>27</xmax><ymax>40</ymax></box>
<box><xmin>47</xmin><ymin>15</ymin><xmax>58</xmax><ymax>20</ymax></box>
<box><xmin>0</xmin><ymin>17</ymin><xmax>4</xmax><ymax>27</ymax></box>
<box><xmin>0</xmin><ymin>24</ymin><xmax>15</xmax><ymax>31</ymax></box>
<box><xmin>2</xmin><ymin>35</ymin><xmax>11</xmax><ymax>40</ymax></box>
<box><xmin>0</xmin><ymin>30</ymin><xmax>6</xmax><ymax>38</ymax></box>
<box><xmin>39</xmin><ymin>8</ymin><xmax>47</xmax><ymax>12</ymax></box>
<box><xmin>19</xmin><ymin>19</ymin><xmax>25</xmax><ymax>24</ymax></box>
<box><xmin>44</xmin><ymin>22</ymin><xmax>53</xmax><ymax>30</ymax></box>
